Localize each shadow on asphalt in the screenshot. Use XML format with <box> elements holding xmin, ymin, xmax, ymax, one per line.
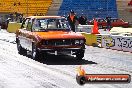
<box><xmin>37</xmin><ymin>54</ymin><xmax>97</xmax><ymax>65</ymax></box>
<box><xmin>21</xmin><ymin>53</ymin><xmax>97</xmax><ymax>65</ymax></box>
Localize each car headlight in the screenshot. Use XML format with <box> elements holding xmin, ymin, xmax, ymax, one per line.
<box><xmin>80</xmin><ymin>40</ymin><xmax>85</xmax><ymax>44</ymax></box>
<box><xmin>75</xmin><ymin>40</ymin><xmax>85</xmax><ymax>44</ymax></box>
<box><xmin>75</xmin><ymin>40</ymin><xmax>80</xmax><ymax>44</ymax></box>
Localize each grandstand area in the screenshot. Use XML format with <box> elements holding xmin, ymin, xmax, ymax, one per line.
<box><xmin>0</xmin><ymin>0</ymin><xmax>131</xmax><ymax>23</ymax></box>
<box><xmin>0</xmin><ymin>0</ymin><xmax>52</xmax><ymax>16</ymax></box>
<box><xmin>58</xmin><ymin>0</ymin><xmax>118</xmax><ymax>20</ymax></box>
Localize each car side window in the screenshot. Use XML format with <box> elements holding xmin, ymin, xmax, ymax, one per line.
<box><xmin>27</xmin><ymin>19</ymin><xmax>32</xmax><ymax>31</ymax></box>
<box><xmin>98</xmin><ymin>19</ymin><xmax>101</xmax><ymax>22</ymax></box>
<box><xmin>102</xmin><ymin>19</ymin><xmax>106</xmax><ymax>22</ymax></box>
<box><xmin>111</xmin><ymin>20</ymin><xmax>114</xmax><ymax>22</ymax></box>
<box><xmin>21</xmin><ymin>18</ymin><xmax>30</xmax><ymax>29</ymax></box>
<box><xmin>32</xmin><ymin>19</ymin><xmax>42</xmax><ymax>31</ymax></box>
<box><xmin>114</xmin><ymin>19</ymin><xmax>118</xmax><ymax>22</ymax></box>
<box><xmin>119</xmin><ymin>19</ymin><xmax>122</xmax><ymax>22</ymax></box>
<box><xmin>100</xmin><ymin>19</ymin><xmax>103</xmax><ymax>22</ymax></box>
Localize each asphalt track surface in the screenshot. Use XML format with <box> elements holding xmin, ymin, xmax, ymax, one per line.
<box><xmin>0</xmin><ymin>30</ymin><xmax>132</xmax><ymax>88</ymax></box>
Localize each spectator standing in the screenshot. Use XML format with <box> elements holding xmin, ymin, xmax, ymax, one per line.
<box><xmin>5</xmin><ymin>18</ymin><xmax>11</xmax><ymax>29</ymax></box>
<box><xmin>106</xmin><ymin>16</ymin><xmax>111</xmax><ymax>31</ymax></box>
<box><xmin>0</xmin><ymin>16</ymin><xmax>2</xmax><ymax>30</ymax></box>
<box><xmin>67</xmin><ymin>10</ymin><xmax>78</xmax><ymax>32</ymax></box>
<box><xmin>19</xmin><ymin>14</ymin><xmax>23</xmax><ymax>23</ymax></box>
<box><xmin>78</xmin><ymin>14</ymin><xmax>87</xmax><ymax>25</ymax></box>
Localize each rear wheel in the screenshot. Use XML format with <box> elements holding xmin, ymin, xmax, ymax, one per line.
<box><xmin>17</xmin><ymin>39</ymin><xmax>27</xmax><ymax>55</ymax></box>
<box><xmin>76</xmin><ymin>50</ymin><xmax>84</xmax><ymax>60</ymax></box>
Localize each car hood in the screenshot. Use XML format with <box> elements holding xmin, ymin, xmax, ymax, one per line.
<box><xmin>33</xmin><ymin>31</ymin><xmax>85</xmax><ymax>40</ymax></box>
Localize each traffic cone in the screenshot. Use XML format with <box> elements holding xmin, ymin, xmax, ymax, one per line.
<box><xmin>91</xmin><ymin>19</ymin><xmax>100</xmax><ymax>34</ymax></box>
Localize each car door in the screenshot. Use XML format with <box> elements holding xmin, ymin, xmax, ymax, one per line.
<box><xmin>19</xmin><ymin>18</ymin><xmax>30</xmax><ymax>49</ymax></box>
<box><xmin>98</xmin><ymin>19</ymin><xmax>106</xmax><ymax>28</ymax></box>
<box><xmin>118</xmin><ymin>19</ymin><xmax>124</xmax><ymax>26</ymax></box>
<box><xmin>24</xmin><ymin>18</ymin><xmax>33</xmax><ymax>51</ymax></box>
<box><xmin>114</xmin><ymin>19</ymin><xmax>121</xmax><ymax>27</ymax></box>
<box><xmin>111</xmin><ymin>19</ymin><xmax>119</xmax><ymax>27</ymax></box>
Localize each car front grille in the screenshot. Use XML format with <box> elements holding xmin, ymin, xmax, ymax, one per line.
<box><xmin>45</xmin><ymin>39</ymin><xmax>73</xmax><ymax>46</ymax></box>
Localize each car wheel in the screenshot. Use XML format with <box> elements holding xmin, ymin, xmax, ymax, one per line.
<box><xmin>17</xmin><ymin>39</ymin><xmax>27</xmax><ymax>55</ymax></box>
<box><xmin>76</xmin><ymin>50</ymin><xmax>84</xmax><ymax>60</ymax></box>
<box><xmin>32</xmin><ymin>43</ymin><xmax>47</xmax><ymax>61</ymax></box>
<box><xmin>32</xmin><ymin>43</ymin><xmax>40</xmax><ymax>60</ymax></box>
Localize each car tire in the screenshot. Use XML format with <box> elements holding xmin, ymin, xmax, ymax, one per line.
<box><xmin>17</xmin><ymin>39</ymin><xmax>27</xmax><ymax>55</ymax></box>
<box><xmin>76</xmin><ymin>50</ymin><xmax>84</xmax><ymax>60</ymax></box>
<box><xmin>32</xmin><ymin>43</ymin><xmax>47</xmax><ymax>61</ymax></box>
<box><xmin>32</xmin><ymin>43</ymin><xmax>40</xmax><ymax>60</ymax></box>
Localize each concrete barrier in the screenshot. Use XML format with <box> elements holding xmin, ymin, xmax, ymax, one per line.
<box><xmin>76</xmin><ymin>25</ymin><xmax>93</xmax><ymax>33</ymax></box>
<box><xmin>81</xmin><ymin>32</ymin><xmax>98</xmax><ymax>46</ymax></box>
<box><xmin>102</xmin><ymin>35</ymin><xmax>122</xmax><ymax>50</ymax></box>
<box><xmin>7</xmin><ymin>22</ymin><xmax>22</xmax><ymax>33</ymax></box>
<box><xmin>79</xmin><ymin>26</ymin><xmax>132</xmax><ymax>53</ymax></box>
<box><xmin>101</xmin><ymin>34</ymin><xmax>132</xmax><ymax>52</ymax></box>
<box><xmin>76</xmin><ymin>25</ymin><xmax>98</xmax><ymax>46</ymax></box>
<box><xmin>110</xmin><ymin>27</ymin><xmax>132</xmax><ymax>35</ymax></box>
<box><xmin>121</xmin><ymin>36</ymin><xmax>132</xmax><ymax>52</ymax></box>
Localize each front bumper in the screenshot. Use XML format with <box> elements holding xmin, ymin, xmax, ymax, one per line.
<box><xmin>37</xmin><ymin>46</ymin><xmax>85</xmax><ymax>55</ymax></box>
<box><xmin>38</xmin><ymin>48</ymin><xmax>85</xmax><ymax>51</ymax></box>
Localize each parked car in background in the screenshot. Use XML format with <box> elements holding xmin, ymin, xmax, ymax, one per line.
<box><xmin>88</xmin><ymin>18</ymin><xmax>129</xmax><ymax>29</ymax></box>
<box><xmin>128</xmin><ymin>0</ymin><xmax>132</xmax><ymax>6</ymax></box>
<box><xmin>87</xmin><ymin>18</ymin><xmax>106</xmax><ymax>29</ymax></box>
<box><xmin>16</xmin><ymin>16</ymin><xmax>86</xmax><ymax>60</ymax></box>
<box><xmin>111</xmin><ymin>18</ymin><xmax>129</xmax><ymax>28</ymax></box>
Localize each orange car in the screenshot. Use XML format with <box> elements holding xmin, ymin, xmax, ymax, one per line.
<box><xmin>16</xmin><ymin>16</ymin><xmax>85</xmax><ymax>60</ymax></box>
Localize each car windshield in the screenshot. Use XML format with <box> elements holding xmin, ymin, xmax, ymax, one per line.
<box><xmin>32</xmin><ymin>18</ymin><xmax>70</xmax><ymax>32</ymax></box>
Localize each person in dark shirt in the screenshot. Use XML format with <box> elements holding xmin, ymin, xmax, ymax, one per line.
<box><xmin>78</xmin><ymin>14</ymin><xmax>87</xmax><ymax>25</ymax></box>
<box><xmin>106</xmin><ymin>16</ymin><xmax>111</xmax><ymax>31</ymax></box>
<box><xmin>67</xmin><ymin>10</ymin><xmax>78</xmax><ymax>32</ymax></box>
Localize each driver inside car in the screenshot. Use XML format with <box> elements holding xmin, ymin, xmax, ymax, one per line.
<box><xmin>32</xmin><ymin>19</ymin><xmax>41</xmax><ymax>31</ymax></box>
